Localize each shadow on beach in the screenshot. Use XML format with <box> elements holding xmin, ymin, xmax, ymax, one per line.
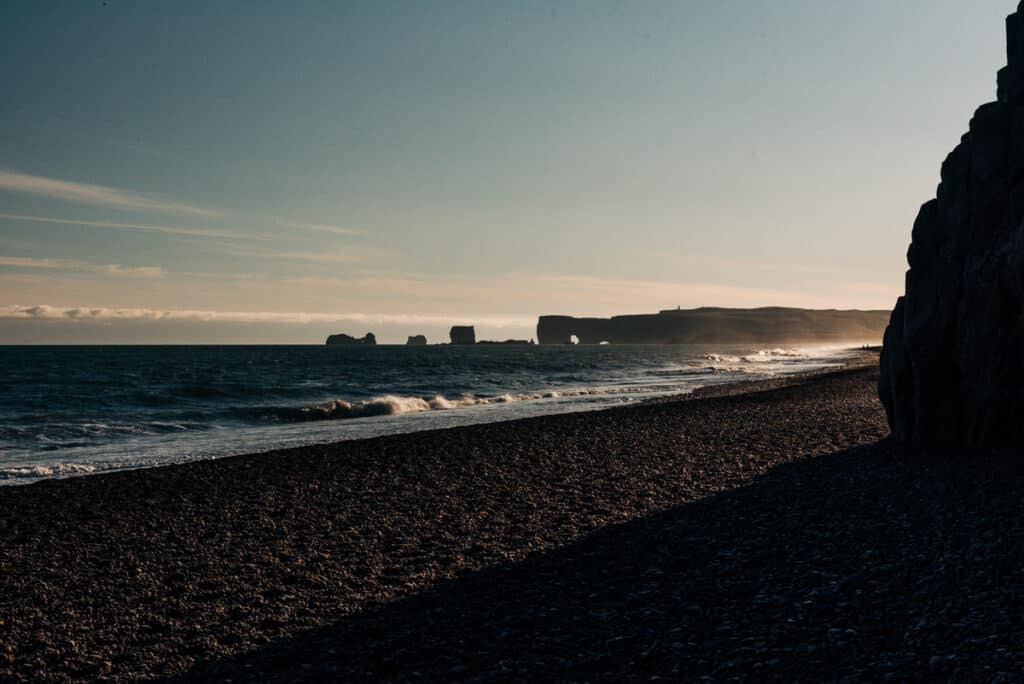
<box><xmin>178</xmin><ymin>440</ymin><xmax>1024</xmax><ymax>681</ymax></box>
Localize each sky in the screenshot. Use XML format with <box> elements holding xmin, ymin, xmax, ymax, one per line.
<box><xmin>0</xmin><ymin>0</ymin><xmax>1014</xmax><ymax>343</ymax></box>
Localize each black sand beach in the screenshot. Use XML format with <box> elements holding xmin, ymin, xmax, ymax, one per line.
<box><xmin>3</xmin><ymin>357</ymin><xmax>1023</xmax><ymax>681</ymax></box>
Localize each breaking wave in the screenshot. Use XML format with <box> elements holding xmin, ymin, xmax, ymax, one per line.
<box><xmin>0</xmin><ymin>462</ymin><xmax>98</xmax><ymax>480</ymax></box>
<box><xmin>262</xmin><ymin>384</ymin><xmax>696</xmax><ymax>424</ymax></box>
<box><xmin>0</xmin><ymin>343</ymin><xmax>864</xmax><ymax>485</ymax></box>
<box><xmin>697</xmin><ymin>347</ymin><xmax>850</xmax><ymax>373</ymax></box>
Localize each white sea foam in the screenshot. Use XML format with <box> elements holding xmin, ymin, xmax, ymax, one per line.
<box><xmin>260</xmin><ymin>345</ymin><xmax>855</xmax><ymax>426</ymax></box>
<box><xmin>290</xmin><ymin>384</ymin><xmax>696</xmax><ymax>424</ymax></box>
<box><xmin>0</xmin><ymin>462</ymin><xmax>98</xmax><ymax>480</ymax></box>
<box><xmin>303</xmin><ymin>395</ymin><xmax>433</xmax><ymax>418</ymax></box>
<box><xmin>428</xmin><ymin>395</ymin><xmax>458</xmax><ymax>409</ymax></box>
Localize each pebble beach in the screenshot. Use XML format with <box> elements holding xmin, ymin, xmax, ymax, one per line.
<box><xmin>3</xmin><ymin>355</ymin><xmax>1023</xmax><ymax>681</ymax></box>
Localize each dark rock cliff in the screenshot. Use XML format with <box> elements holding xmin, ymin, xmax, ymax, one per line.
<box><xmin>879</xmin><ymin>2</ymin><xmax>1024</xmax><ymax>455</ymax></box>
<box><xmin>406</xmin><ymin>335</ymin><xmax>428</xmax><ymax>346</ymax></box>
<box><xmin>537</xmin><ymin>308</ymin><xmax>889</xmax><ymax>345</ymax></box>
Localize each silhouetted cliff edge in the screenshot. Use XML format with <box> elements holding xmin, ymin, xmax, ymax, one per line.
<box><xmin>537</xmin><ymin>307</ymin><xmax>888</xmax><ymax>345</ymax></box>
<box><xmin>880</xmin><ymin>2</ymin><xmax>1024</xmax><ymax>455</ymax></box>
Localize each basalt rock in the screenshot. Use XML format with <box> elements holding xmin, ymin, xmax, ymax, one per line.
<box><xmin>449</xmin><ymin>326</ymin><xmax>476</xmax><ymax>345</ymax></box>
<box><xmin>406</xmin><ymin>335</ymin><xmax>428</xmax><ymax>346</ymax></box>
<box><xmin>879</xmin><ymin>2</ymin><xmax>1024</xmax><ymax>456</ymax></box>
<box><xmin>325</xmin><ymin>332</ymin><xmax>377</xmax><ymax>346</ymax></box>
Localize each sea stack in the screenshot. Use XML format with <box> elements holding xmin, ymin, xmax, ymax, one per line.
<box><xmin>879</xmin><ymin>1</ymin><xmax>1024</xmax><ymax>456</ymax></box>
<box><xmin>449</xmin><ymin>326</ymin><xmax>476</xmax><ymax>345</ymax></box>
<box><xmin>406</xmin><ymin>334</ymin><xmax>427</xmax><ymax>345</ymax></box>
<box><xmin>325</xmin><ymin>332</ymin><xmax>377</xmax><ymax>346</ymax></box>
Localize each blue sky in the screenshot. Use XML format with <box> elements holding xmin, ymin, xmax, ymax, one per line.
<box><xmin>0</xmin><ymin>1</ymin><xmax>1013</xmax><ymax>342</ymax></box>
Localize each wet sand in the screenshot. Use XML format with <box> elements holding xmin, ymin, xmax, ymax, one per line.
<box><xmin>3</xmin><ymin>357</ymin><xmax>1023</xmax><ymax>681</ymax></box>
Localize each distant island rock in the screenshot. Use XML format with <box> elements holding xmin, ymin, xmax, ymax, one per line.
<box><xmin>406</xmin><ymin>335</ymin><xmax>427</xmax><ymax>346</ymax></box>
<box><xmin>325</xmin><ymin>332</ymin><xmax>377</xmax><ymax>346</ymax></box>
<box><xmin>449</xmin><ymin>326</ymin><xmax>476</xmax><ymax>345</ymax></box>
<box><xmin>537</xmin><ymin>308</ymin><xmax>889</xmax><ymax>345</ymax></box>
<box><xmin>880</xmin><ymin>3</ymin><xmax>1024</xmax><ymax>456</ymax></box>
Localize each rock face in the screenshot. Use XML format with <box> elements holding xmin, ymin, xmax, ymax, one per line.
<box><xmin>879</xmin><ymin>3</ymin><xmax>1024</xmax><ymax>455</ymax></box>
<box><xmin>325</xmin><ymin>332</ymin><xmax>377</xmax><ymax>346</ymax></box>
<box><xmin>537</xmin><ymin>308</ymin><xmax>890</xmax><ymax>345</ymax></box>
<box><xmin>406</xmin><ymin>335</ymin><xmax>427</xmax><ymax>346</ymax></box>
<box><xmin>449</xmin><ymin>326</ymin><xmax>476</xmax><ymax>345</ymax></box>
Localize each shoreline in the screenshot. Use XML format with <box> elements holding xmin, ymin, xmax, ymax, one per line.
<box><xmin>0</xmin><ymin>358</ymin><xmax>900</xmax><ymax>680</ymax></box>
<box><xmin>0</xmin><ymin>347</ymin><xmax>878</xmax><ymax>488</ymax></box>
<box><xmin>8</xmin><ymin>355</ymin><xmax>1020</xmax><ymax>679</ymax></box>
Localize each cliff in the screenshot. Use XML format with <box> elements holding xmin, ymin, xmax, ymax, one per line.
<box><xmin>406</xmin><ymin>335</ymin><xmax>427</xmax><ymax>346</ymax></box>
<box><xmin>537</xmin><ymin>308</ymin><xmax>889</xmax><ymax>345</ymax></box>
<box><xmin>879</xmin><ymin>3</ymin><xmax>1024</xmax><ymax>456</ymax></box>
<box><xmin>325</xmin><ymin>332</ymin><xmax>377</xmax><ymax>346</ymax></box>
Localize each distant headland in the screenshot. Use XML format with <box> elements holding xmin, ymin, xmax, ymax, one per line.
<box><xmin>325</xmin><ymin>307</ymin><xmax>889</xmax><ymax>346</ymax></box>
<box><xmin>537</xmin><ymin>307</ymin><xmax>890</xmax><ymax>345</ymax></box>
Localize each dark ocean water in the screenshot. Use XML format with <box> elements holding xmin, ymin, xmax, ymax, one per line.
<box><xmin>0</xmin><ymin>344</ymin><xmax>861</xmax><ymax>484</ymax></box>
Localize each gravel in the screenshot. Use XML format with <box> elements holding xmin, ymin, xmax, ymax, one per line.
<box><xmin>3</xmin><ymin>359</ymin><xmax>1023</xmax><ymax>681</ymax></box>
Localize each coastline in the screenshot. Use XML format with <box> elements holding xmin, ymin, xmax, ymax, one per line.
<box><xmin>0</xmin><ymin>346</ymin><xmax>876</xmax><ymax>487</ymax></box>
<box><xmin>5</xmin><ymin>356</ymin><xmax>1021</xmax><ymax>679</ymax></box>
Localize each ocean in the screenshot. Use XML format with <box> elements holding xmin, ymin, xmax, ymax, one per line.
<box><xmin>0</xmin><ymin>344</ymin><xmax>863</xmax><ymax>484</ymax></box>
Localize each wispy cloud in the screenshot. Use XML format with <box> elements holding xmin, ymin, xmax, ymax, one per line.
<box><xmin>0</xmin><ymin>170</ymin><xmax>219</xmax><ymax>217</ymax></box>
<box><xmin>0</xmin><ymin>255</ymin><xmax>164</xmax><ymax>279</ymax></box>
<box><xmin>101</xmin><ymin>138</ymin><xmax>167</xmax><ymax>157</ymax></box>
<box><xmin>199</xmin><ymin>241</ymin><xmax>395</xmax><ymax>266</ymax></box>
<box><xmin>277</xmin><ymin>220</ymin><xmax>361</xmax><ymax>236</ymax></box>
<box><xmin>0</xmin><ymin>256</ymin><xmax>63</xmax><ymax>269</ymax></box>
<box><xmin>0</xmin><ymin>305</ymin><xmax>533</xmax><ymax>327</ymax></box>
<box><xmin>0</xmin><ymin>213</ymin><xmax>256</xmax><ymax>240</ymax></box>
<box><xmin>263</xmin><ymin>248</ymin><xmax>393</xmax><ymax>265</ymax></box>
<box><xmin>95</xmin><ymin>264</ymin><xmax>165</xmax><ymax>278</ymax></box>
<box><xmin>635</xmin><ymin>251</ymin><xmax>860</xmax><ymax>275</ymax></box>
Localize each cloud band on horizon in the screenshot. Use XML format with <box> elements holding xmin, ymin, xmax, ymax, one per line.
<box><xmin>0</xmin><ymin>304</ymin><xmax>535</xmax><ymax>328</ymax></box>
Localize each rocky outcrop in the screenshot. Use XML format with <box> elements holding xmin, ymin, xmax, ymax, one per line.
<box><xmin>449</xmin><ymin>326</ymin><xmax>476</xmax><ymax>345</ymax></box>
<box><xmin>406</xmin><ymin>335</ymin><xmax>427</xmax><ymax>346</ymax></box>
<box><xmin>537</xmin><ymin>308</ymin><xmax>890</xmax><ymax>345</ymax></box>
<box><xmin>879</xmin><ymin>3</ymin><xmax>1024</xmax><ymax>455</ymax></box>
<box><xmin>325</xmin><ymin>332</ymin><xmax>377</xmax><ymax>346</ymax></box>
